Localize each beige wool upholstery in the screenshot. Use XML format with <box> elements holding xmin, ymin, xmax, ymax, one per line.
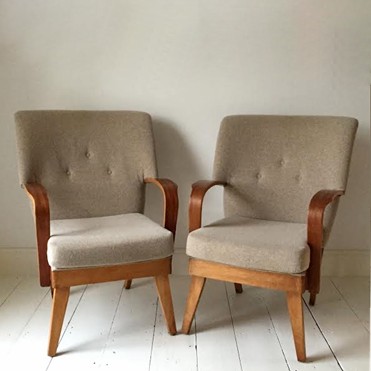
<box><xmin>15</xmin><ymin>111</ymin><xmax>157</xmax><ymax>220</ymax></box>
<box><xmin>213</xmin><ymin>115</ymin><xmax>358</xmax><ymax>228</ymax></box>
<box><xmin>48</xmin><ymin>213</ymin><xmax>173</xmax><ymax>270</ymax></box>
<box><xmin>187</xmin><ymin>216</ymin><xmax>309</xmax><ymax>274</ymax></box>
<box><xmin>187</xmin><ymin>115</ymin><xmax>358</xmax><ymax>273</ymax></box>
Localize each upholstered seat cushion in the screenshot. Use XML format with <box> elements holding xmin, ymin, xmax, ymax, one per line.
<box><xmin>48</xmin><ymin>213</ymin><xmax>173</xmax><ymax>270</ymax></box>
<box><xmin>186</xmin><ymin>216</ymin><xmax>310</xmax><ymax>274</ymax></box>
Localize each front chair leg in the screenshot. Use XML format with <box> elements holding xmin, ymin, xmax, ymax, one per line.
<box><xmin>182</xmin><ymin>275</ymin><xmax>206</xmax><ymax>334</ymax></box>
<box><xmin>154</xmin><ymin>275</ymin><xmax>177</xmax><ymax>335</ymax></box>
<box><xmin>287</xmin><ymin>290</ymin><xmax>306</xmax><ymax>362</ymax></box>
<box><xmin>124</xmin><ymin>280</ymin><xmax>132</xmax><ymax>289</ymax></box>
<box><xmin>48</xmin><ymin>287</ymin><xmax>70</xmax><ymax>357</ymax></box>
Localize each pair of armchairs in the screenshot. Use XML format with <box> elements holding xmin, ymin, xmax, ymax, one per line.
<box><xmin>15</xmin><ymin>111</ymin><xmax>357</xmax><ymax>362</ymax></box>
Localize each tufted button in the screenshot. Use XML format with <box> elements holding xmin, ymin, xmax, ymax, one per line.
<box><xmin>256</xmin><ymin>172</ymin><xmax>262</xmax><ymax>180</ymax></box>
<box><xmin>107</xmin><ymin>169</ymin><xmax>112</xmax><ymax>175</ymax></box>
<box><xmin>85</xmin><ymin>152</ymin><xmax>91</xmax><ymax>159</ymax></box>
<box><xmin>66</xmin><ymin>169</ymin><xmax>71</xmax><ymax>176</ymax></box>
<box><xmin>295</xmin><ymin>174</ymin><xmax>302</xmax><ymax>182</ymax></box>
<box><xmin>279</xmin><ymin>159</ymin><xmax>285</xmax><ymax>166</ymax></box>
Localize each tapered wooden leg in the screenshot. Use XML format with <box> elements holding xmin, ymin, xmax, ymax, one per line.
<box><xmin>48</xmin><ymin>287</ymin><xmax>70</xmax><ymax>357</ymax></box>
<box><xmin>234</xmin><ymin>283</ymin><xmax>243</xmax><ymax>294</ymax></box>
<box><xmin>124</xmin><ymin>279</ymin><xmax>132</xmax><ymax>289</ymax></box>
<box><xmin>181</xmin><ymin>275</ymin><xmax>206</xmax><ymax>334</ymax></box>
<box><xmin>309</xmin><ymin>292</ymin><xmax>316</xmax><ymax>306</ymax></box>
<box><xmin>154</xmin><ymin>275</ymin><xmax>177</xmax><ymax>335</ymax></box>
<box><xmin>287</xmin><ymin>290</ymin><xmax>306</xmax><ymax>362</ymax></box>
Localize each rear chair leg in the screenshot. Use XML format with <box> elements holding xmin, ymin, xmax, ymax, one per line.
<box><xmin>309</xmin><ymin>292</ymin><xmax>317</xmax><ymax>306</ymax></box>
<box><xmin>182</xmin><ymin>275</ymin><xmax>206</xmax><ymax>334</ymax></box>
<box><xmin>234</xmin><ymin>283</ymin><xmax>243</xmax><ymax>294</ymax></box>
<box><xmin>124</xmin><ymin>280</ymin><xmax>132</xmax><ymax>289</ymax></box>
<box><xmin>48</xmin><ymin>287</ymin><xmax>70</xmax><ymax>357</ymax></box>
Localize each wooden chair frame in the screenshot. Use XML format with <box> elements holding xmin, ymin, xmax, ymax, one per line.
<box><xmin>25</xmin><ymin>177</ymin><xmax>178</xmax><ymax>357</ymax></box>
<box><xmin>181</xmin><ymin>180</ymin><xmax>344</xmax><ymax>362</ymax></box>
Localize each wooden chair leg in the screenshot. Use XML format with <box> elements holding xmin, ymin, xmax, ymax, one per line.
<box><xmin>287</xmin><ymin>290</ymin><xmax>306</xmax><ymax>362</ymax></box>
<box><xmin>181</xmin><ymin>275</ymin><xmax>206</xmax><ymax>334</ymax></box>
<box><xmin>309</xmin><ymin>292</ymin><xmax>316</xmax><ymax>306</ymax></box>
<box><xmin>154</xmin><ymin>275</ymin><xmax>177</xmax><ymax>335</ymax></box>
<box><xmin>48</xmin><ymin>287</ymin><xmax>70</xmax><ymax>357</ymax></box>
<box><xmin>124</xmin><ymin>279</ymin><xmax>132</xmax><ymax>290</ymax></box>
<box><xmin>234</xmin><ymin>283</ymin><xmax>243</xmax><ymax>294</ymax></box>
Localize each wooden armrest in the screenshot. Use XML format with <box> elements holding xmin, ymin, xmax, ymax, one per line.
<box><xmin>23</xmin><ymin>182</ymin><xmax>51</xmax><ymax>287</ymax></box>
<box><xmin>306</xmin><ymin>189</ymin><xmax>344</xmax><ymax>292</ymax></box>
<box><xmin>189</xmin><ymin>180</ymin><xmax>227</xmax><ymax>233</ymax></box>
<box><xmin>144</xmin><ymin>178</ymin><xmax>179</xmax><ymax>238</ymax></box>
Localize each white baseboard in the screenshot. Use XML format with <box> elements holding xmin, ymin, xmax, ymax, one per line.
<box><xmin>0</xmin><ymin>248</ymin><xmax>369</xmax><ymax>277</ymax></box>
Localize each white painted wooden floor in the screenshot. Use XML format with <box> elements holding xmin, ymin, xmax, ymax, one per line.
<box><xmin>0</xmin><ymin>275</ymin><xmax>369</xmax><ymax>371</ymax></box>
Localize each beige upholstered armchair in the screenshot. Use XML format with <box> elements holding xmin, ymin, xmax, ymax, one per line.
<box><xmin>15</xmin><ymin>110</ymin><xmax>178</xmax><ymax>356</ymax></box>
<box><xmin>182</xmin><ymin>115</ymin><xmax>358</xmax><ymax>362</ymax></box>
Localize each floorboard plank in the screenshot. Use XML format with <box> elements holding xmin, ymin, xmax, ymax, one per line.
<box><xmin>262</xmin><ymin>286</ymin><xmax>342</xmax><ymax>370</ymax></box>
<box><xmin>306</xmin><ymin>277</ymin><xmax>370</xmax><ymax>371</ymax></box>
<box><xmin>0</xmin><ymin>277</ymin><xmax>48</xmax><ymax>358</ymax></box>
<box><xmin>0</xmin><ymin>276</ymin><xmax>23</xmax><ymax>306</ymax></box>
<box><xmin>99</xmin><ymin>278</ymin><xmax>158</xmax><ymax>370</ymax></box>
<box><xmin>0</xmin><ymin>275</ymin><xmax>368</xmax><ymax>371</ymax></box>
<box><xmin>195</xmin><ymin>279</ymin><xmax>242</xmax><ymax>371</ymax></box>
<box><xmin>225</xmin><ymin>283</ymin><xmax>290</xmax><ymax>371</ymax></box>
<box><xmin>150</xmin><ymin>276</ymin><xmax>197</xmax><ymax>371</ymax></box>
<box><xmin>2</xmin><ymin>284</ymin><xmax>86</xmax><ymax>371</ymax></box>
<box><xmin>330</xmin><ymin>277</ymin><xmax>370</xmax><ymax>331</ymax></box>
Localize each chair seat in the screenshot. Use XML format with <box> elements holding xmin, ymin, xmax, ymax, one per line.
<box><xmin>186</xmin><ymin>216</ymin><xmax>310</xmax><ymax>274</ymax></box>
<box><xmin>48</xmin><ymin>213</ymin><xmax>173</xmax><ymax>270</ymax></box>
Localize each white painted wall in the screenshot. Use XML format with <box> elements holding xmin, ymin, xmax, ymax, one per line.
<box><xmin>0</xmin><ymin>1</ymin><xmax>370</xmax><ymax>255</ymax></box>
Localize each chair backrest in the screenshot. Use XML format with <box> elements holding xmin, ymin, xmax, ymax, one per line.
<box><xmin>213</xmin><ymin>115</ymin><xmax>358</xmax><ymax>227</ymax></box>
<box><xmin>15</xmin><ymin>110</ymin><xmax>157</xmax><ymax>220</ymax></box>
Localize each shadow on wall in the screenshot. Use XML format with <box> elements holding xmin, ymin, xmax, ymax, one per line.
<box><xmin>144</xmin><ymin>117</ymin><xmax>203</xmax><ymax>248</ymax></box>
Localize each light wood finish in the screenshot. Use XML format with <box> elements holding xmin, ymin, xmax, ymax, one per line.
<box><xmin>287</xmin><ymin>290</ymin><xmax>306</xmax><ymax>362</ymax></box>
<box><xmin>24</xmin><ymin>183</ymin><xmax>51</xmax><ymax>287</ymax></box>
<box><xmin>181</xmin><ymin>275</ymin><xmax>206</xmax><ymax>334</ymax></box>
<box><xmin>154</xmin><ymin>275</ymin><xmax>177</xmax><ymax>335</ymax></box>
<box><xmin>234</xmin><ymin>283</ymin><xmax>243</xmax><ymax>294</ymax></box>
<box><xmin>23</xmin><ymin>176</ymin><xmax>178</xmax><ymax>357</ymax></box>
<box><xmin>183</xmin><ymin>179</ymin><xmax>344</xmax><ymax>362</ymax></box>
<box><xmin>189</xmin><ymin>259</ymin><xmax>305</xmax><ymax>292</ymax></box>
<box><xmin>48</xmin><ymin>287</ymin><xmax>70</xmax><ymax>357</ymax></box>
<box><xmin>188</xmin><ymin>180</ymin><xmax>226</xmax><ymax>232</ymax></box>
<box><xmin>306</xmin><ymin>190</ymin><xmax>344</xmax><ymax>301</ymax></box>
<box><xmin>51</xmin><ymin>258</ymin><xmax>172</xmax><ymax>288</ymax></box>
<box><xmin>144</xmin><ymin>177</ymin><xmax>179</xmax><ymax>237</ymax></box>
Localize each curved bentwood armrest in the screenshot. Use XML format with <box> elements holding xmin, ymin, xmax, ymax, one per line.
<box><xmin>24</xmin><ymin>182</ymin><xmax>51</xmax><ymax>287</ymax></box>
<box><xmin>144</xmin><ymin>178</ymin><xmax>179</xmax><ymax>238</ymax></box>
<box><xmin>189</xmin><ymin>180</ymin><xmax>227</xmax><ymax>233</ymax></box>
<box><xmin>306</xmin><ymin>189</ymin><xmax>344</xmax><ymax>293</ymax></box>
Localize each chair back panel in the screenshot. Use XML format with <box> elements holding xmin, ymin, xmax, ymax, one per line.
<box><xmin>15</xmin><ymin>110</ymin><xmax>157</xmax><ymax>219</ymax></box>
<box><xmin>213</xmin><ymin>115</ymin><xmax>358</xmax><ymax>225</ymax></box>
